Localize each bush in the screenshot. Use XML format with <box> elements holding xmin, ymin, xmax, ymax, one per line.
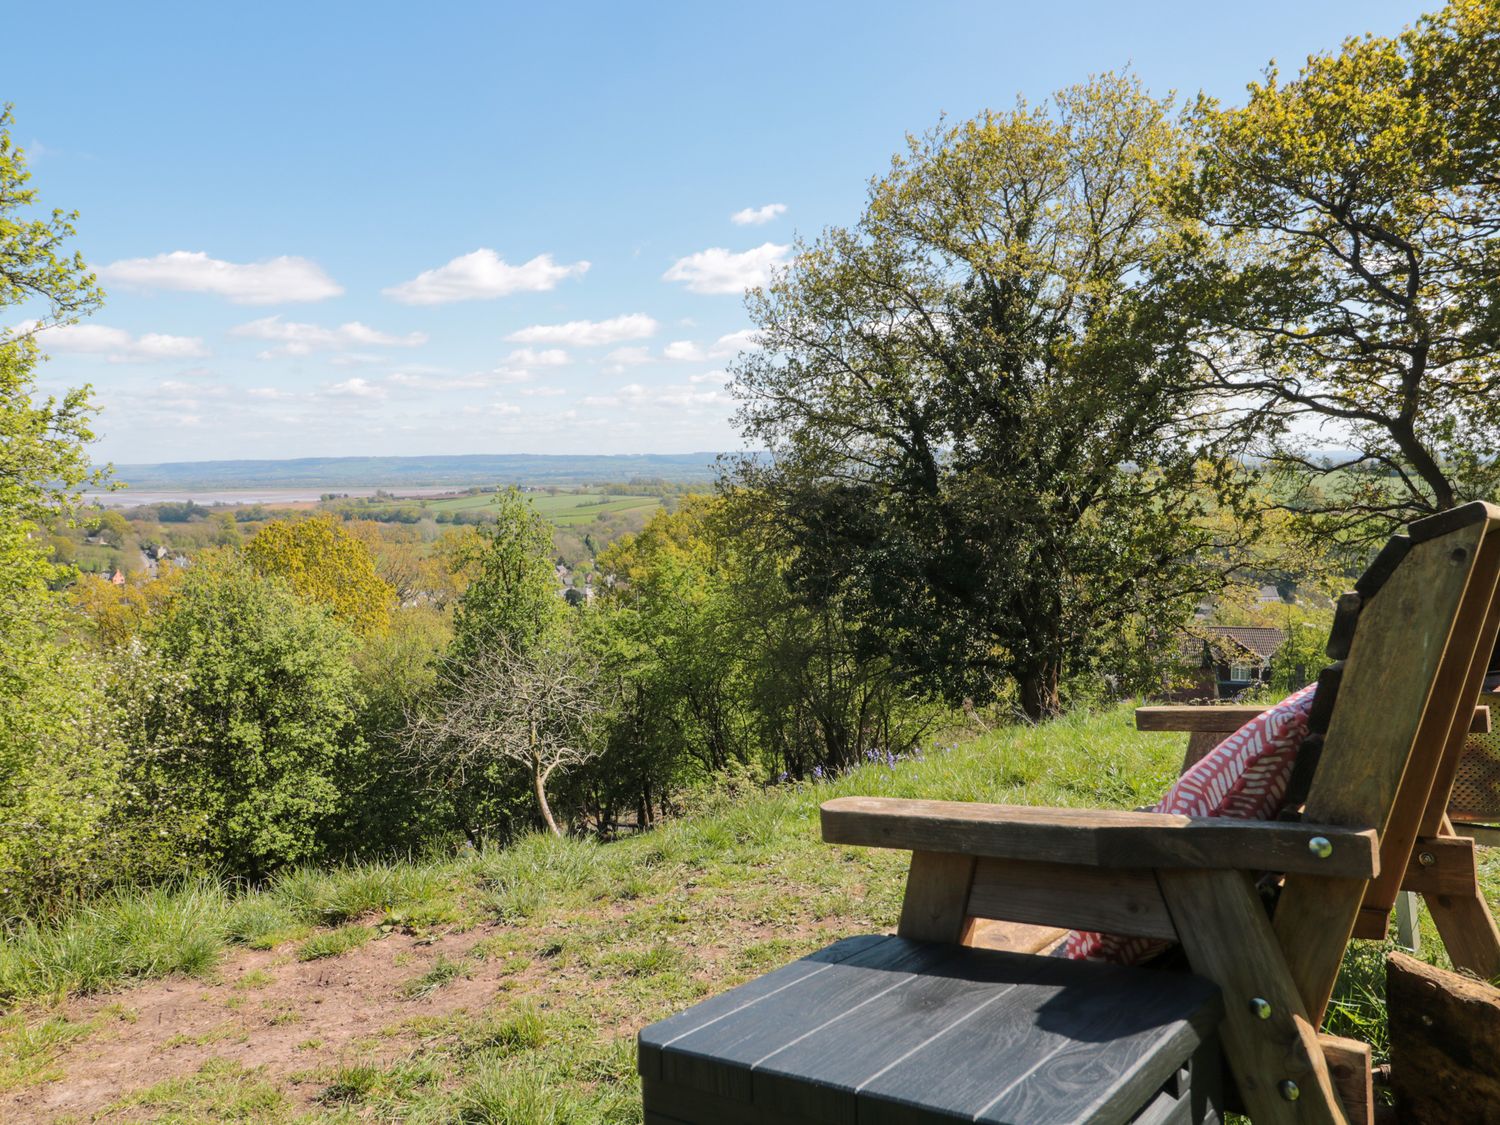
<box><xmin>138</xmin><ymin>552</ymin><xmax>364</xmax><ymax>878</ymax></box>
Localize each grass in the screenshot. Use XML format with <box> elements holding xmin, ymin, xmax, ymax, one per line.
<box><xmin>297</xmin><ymin>924</ymin><xmax>374</xmax><ymax>962</ymax></box>
<box><xmin>364</xmin><ymin>490</ymin><xmax>662</xmax><ymax>526</ymax></box>
<box><xmin>403</xmin><ymin>953</ymin><xmax>468</xmax><ymax>999</ymax></box>
<box><xmin>0</xmin><ymin>703</ymin><xmax>1494</xmax><ymax>1121</ymax></box>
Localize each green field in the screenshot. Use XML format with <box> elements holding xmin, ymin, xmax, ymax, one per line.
<box><xmin>425</xmin><ymin>492</ymin><xmax>662</xmax><ymax>526</ymax></box>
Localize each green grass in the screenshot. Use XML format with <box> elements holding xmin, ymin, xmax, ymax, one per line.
<box><xmin>390</xmin><ymin>490</ymin><xmax>662</xmax><ymax>526</ymax></box>
<box><xmin>297</xmin><ymin>923</ymin><xmax>375</xmax><ymax>961</ymax></box>
<box><xmin>0</xmin><ymin>703</ymin><xmax>1494</xmax><ymax>1121</ymax></box>
<box><xmin>403</xmin><ymin>953</ymin><xmax>468</xmax><ymax>999</ymax></box>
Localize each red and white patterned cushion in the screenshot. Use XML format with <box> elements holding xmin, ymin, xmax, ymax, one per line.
<box><xmin>1064</xmin><ymin>682</ymin><xmax>1318</xmax><ymax>964</ymax></box>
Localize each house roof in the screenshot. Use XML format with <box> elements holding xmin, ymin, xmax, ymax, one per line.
<box><xmin>1195</xmin><ymin>625</ymin><xmax>1286</xmax><ymax>662</ymax></box>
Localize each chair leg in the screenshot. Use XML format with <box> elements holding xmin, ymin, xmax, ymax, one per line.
<box><xmin>1394</xmin><ymin>892</ymin><xmax>1421</xmax><ymax>954</ymax></box>
<box><xmin>1424</xmin><ymin>888</ymin><xmax>1500</xmax><ymax>980</ymax></box>
<box><xmin>1158</xmin><ymin>869</ymin><xmax>1350</xmax><ymax>1125</ymax></box>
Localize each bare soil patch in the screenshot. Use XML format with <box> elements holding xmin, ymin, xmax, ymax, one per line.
<box><xmin>5</xmin><ymin>926</ymin><xmax>507</xmax><ymax>1121</ymax></box>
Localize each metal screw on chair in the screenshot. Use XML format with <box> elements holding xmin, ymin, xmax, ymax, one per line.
<box><xmin>1308</xmin><ymin>836</ymin><xmax>1333</xmax><ymax>859</ymax></box>
<box><xmin>1248</xmin><ymin>997</ymin><xmax>1273</xmax><ymax>1020</ymax></box>
<box><xmin>1279</xmin><ymin>1080</ymin><xmax>1301</xmax><ymax>1101</ymax></box>
<box><xmin>1418</xmin><ymin>851</ymin><xmax>1436</xmax><ymax>867</ymax></box>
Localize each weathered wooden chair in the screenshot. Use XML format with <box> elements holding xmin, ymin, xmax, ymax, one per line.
<box><xmin>640</xmin><ymin>503</ymin><xmax>1500</xmax><ymax>1124</ymax></box>
<box><xmin>1137</xmin><ymin>632</ymin><xmax>1500</xmax><ymax>956</ymax></box>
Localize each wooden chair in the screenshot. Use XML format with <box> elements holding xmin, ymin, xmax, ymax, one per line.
<box><xmin>1138</xmin><ymin>643</ymin><xmax>1499</xmax><ymax>956</ymax></box>
<box><xmin>814</xmin><ymin>502</ymin><xmax>1500</xmax><ymax>1123</ymax></box>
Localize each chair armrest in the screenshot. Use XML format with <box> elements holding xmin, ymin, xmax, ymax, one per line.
<box><xmin>1134</xmin><ymin>705</ymin><xmax>1267</xmax><ymax>732</ymax></box>
<box><xmin>820</xmin><ymin>796</ymin><xmax>1379</xmax><ymax>879</ymax></box>
<box><xmin>1136</xmin><ymin>703</ymin><xmax>1490</xmax><ymax>734</ymax></box>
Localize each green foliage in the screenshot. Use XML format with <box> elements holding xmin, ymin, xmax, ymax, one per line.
<box><xmin>0</xmin><ymin>638</ymin><xmax>126</xmax><ymax>917</ymax></box>
<box><xmin>449</xmin><ymin>488</ymin><xmax>562</xmax><ymax>661</ymax></box>
<box><xmin>244</xmin><ymin>515</ymin><xmax>396</xmax><ymax>635</ymax></box>
<box><xmin>0</xmin><ymin>108</ymin><xmax>118</xmax><ymax>917</ymax></box>
<box><xmin>0</xmin><ymin>105</ymin><xmax>103</xmax><ymax>324</ymax></box>
<box><xmin>332</xmin><ymin>604</ymin><xmax>453</xmax><ymax>855</ymax></box>
<box><xmin>1183</xmin><ymin>0</ymin><xmax>1500</xmax><ymax>537</ymax></box>
<box><xmin>139</xmin><ymin>552</ymin><xmax>363</xmax><ymax>877</ymax></box>
<box><xmin>576</xmin><ymin>497</ymin><xmax>931</xmax><ymax>824</ymax></box>
<box><xmin>735</xmin><ymin>74</ymin><xmax>1245</xmax><ymax>717</ymax></box>
<box><xmin>0</xmin><ymin>881</ymin><xmax>226</xmax><ymax>1002</ymax></box>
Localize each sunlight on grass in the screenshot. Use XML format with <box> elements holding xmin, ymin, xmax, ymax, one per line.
<box><xmin>296</xmin><ymin>923</ymin><xmax>375</xmax><ymax>962</ymax></box>
<box><xmin>0</xmin><ymin>703</ymin><xmax>1494</xmax><ymax>1120</ymax></box>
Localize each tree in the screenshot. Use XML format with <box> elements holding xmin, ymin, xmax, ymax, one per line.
<box><xmin>597</xmin><ymin>498</ymin><xmax>754</xmax><ymax>776</ymax></box>
<box><xmin>1183</xmin><ymin>0</ymin><xmax>1500</xmax><ymax>538</ymax></box>
<box><xmin>245</xmin><ymin>515</ymin><xmax>395</xmax><ymax>634</ymax></box>
<box><xmin>734</xmin><ymin>75</ymin><xmax>1246</xmax><ymax>718</ymax></box>
<box><xmin>0</xmin><ymin>105</ymin><xmax>115</xmax><ymax>913</ymax></box>
<box><xmin>406</xmin><ymin>633</ymin><xmax>602</xmax><ymax>837</ymax></box>
<box><xmin>448</xmin><ymin>488</ymin><xmax>560</xmax><ymax>660</ymax></box>
<box><xmin>0</xmin><ymin>105</ymin><xmax>105</xmax><ymax>627</ymax></box>
<box><xmin>142</xmin><ymin>552</ymin><xmax>362</xmax><ymax>877</ymax></box>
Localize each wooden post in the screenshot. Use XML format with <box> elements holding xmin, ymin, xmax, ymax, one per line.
<box><xmin>896</xmin><ymin>851</ymin><xmax>975</xmax><ymax>943</ymax></box>
<box><xmin>1387</xmin><ymin>951</ymin><xmax>1500</xmax><ymax>1123</ymax></box>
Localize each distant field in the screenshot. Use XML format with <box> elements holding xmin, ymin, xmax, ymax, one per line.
<box><xmin>416</xmin><ymin>491</ymin><xmax>661</xmax><ymax>525</ymax></box>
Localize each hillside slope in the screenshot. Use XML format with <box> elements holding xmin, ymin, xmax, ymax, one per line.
<box><xmin>0</xmin><ymin>707</ymin><xmax>1488</xmax><ymax>1122</ymax></box>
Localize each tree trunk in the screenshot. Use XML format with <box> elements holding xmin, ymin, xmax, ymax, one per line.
<box><xmin>532</xmin><ymin>761</ymin><xmax>562</xmax><ymax>836</ymax></box>
<box><xmin>1017</xmin><ymin>666</ymin><xmax>1061</xmax><ymax>721</ymax></box>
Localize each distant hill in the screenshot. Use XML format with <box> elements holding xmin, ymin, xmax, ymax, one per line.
<box><xmin>109</xmin><ymin>453</ymin><xmax>728</xmax><ymax>490</ymax></box>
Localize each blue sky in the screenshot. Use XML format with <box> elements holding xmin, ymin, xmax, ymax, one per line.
<box><xmin>9</xmin><ymin>0</ymin><xmax>1421</xmax><ymax>464</ymax></box>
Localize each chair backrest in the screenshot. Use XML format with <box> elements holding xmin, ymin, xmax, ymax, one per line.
<box><xmin>1271</xmin><ymin>501</ymin><xmax>1500</xmax><ymax>1020</ymax></box>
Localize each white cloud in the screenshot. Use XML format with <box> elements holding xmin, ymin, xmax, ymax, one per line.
<box><xmin>14</xmin><ymin>320</ymin><xmax>209</xmax><ymax>362</ymax></box>
<box><xmin>462</xmin><ymin>401</ymin><xmax>523</xmax><ymax>417</ymax></box>
<box><xmin>159</xmin><ymin>380</ymin><xmax>229</xmax><ymax>396</ymax></box>
<box><xmin>730</xmin><ymin>203</ymin><xmax>787</xmax><ymax>226</ymax></box>
<box><xmin>582</xmin><ymin>381</ymin><xmax>731</xmax><ymax>411</ymax></box>
<box><xmin>714</xmin><ymin>328</ymin><xmax>761</xmax><ymax>353</ymax></box>
<box><xmin>383</xmin><ymin>249</ymin><xmax>589</xmax><ymax>305</ymax></box>
<box><xmin>488</xmin><ymin>367</ymin><xmax>535</xmax><ymax>385</ymax></box>
<box><xmin>231</xmin><ymin>316</ymin><xmax>427</xmax><ymax>359</ymax></box>
<box><xmin>507</xmin><ymin>313</ymin><xmax>658</xmax><ymax>347</ymax></box>
<box><xmin>663</xmin><ymin>243</ymin><xmax>789</xmax><ymax>295</ymax></box>
<box><xmin>688</xmin><ymin>370</ymin><xmax>729</xmax><ymax>384</ymax></box>
<box><xmin>325</xmin><ymin>377</ymin><xmax>387</xmax><ymax>400</ymax></box>
<box><xmin>663</xmin><ymin>340</ymin><xmax>704</xmax><ymax>362</ymax></box>
<box><xmin>518</xmin><ymin>386</ymin><xmax>567</xmax><ymax>397</ymax></box>
<box><xmin>602</xmin><ymin>346</ymin><xmax>651</xmax><ymax>374</ymax></box>
<box><xmin>386</xmin><ymin>371</ymin><xmax>490</xmax><ymax>391</ymax></box>
<box><xmin>505</xmin><ymin>347</ymin><xmax>569</xmax><ymax>367</ymax></box>
<box><xmin>248</xmin><ymin>387</ymin><xmax>297</xmax><ymax>400</ymax></box>
<box><xmin>664</xmin><ymin>328</ymin><xmax>762</xmax><ymax>362</ymax></box>
<box><xmin>97</xmin><ymin>251</ymin><xmax>342</xmax><ymax>304</ymax></box>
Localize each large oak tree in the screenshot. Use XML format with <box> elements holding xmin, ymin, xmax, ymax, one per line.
<box><xmin>733</xmin><ymin>76</ymin><xmax>1246</xmax><ymax>719</ymax></box>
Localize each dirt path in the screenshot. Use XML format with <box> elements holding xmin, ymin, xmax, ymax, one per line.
<box><xmin>6</xmin><ymin>925</ymin><xmax>524</xmax><ymax>1121</ymax></box>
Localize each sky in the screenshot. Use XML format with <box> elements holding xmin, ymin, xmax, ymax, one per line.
<box><xmin>7</xmin><ymin>0</ymin><xmax>1425</xmax><ymax>465</ymax></box>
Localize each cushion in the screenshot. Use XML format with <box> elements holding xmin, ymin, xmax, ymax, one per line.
<box><xmin>1065</xmin><ymin>683</ymin><xmax>1318</xmax><ymax>964</ymax></box>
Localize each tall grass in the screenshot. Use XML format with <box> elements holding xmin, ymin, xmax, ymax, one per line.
<box><xmin>0</xmin><ymin>881</ymin><xmax>226</xmax><ymax>1001</ymax></box>
<box><xmin>1</xmin><ymin>698</ymin><xmax>1483</xmax><ymax>1045</ymax></box>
